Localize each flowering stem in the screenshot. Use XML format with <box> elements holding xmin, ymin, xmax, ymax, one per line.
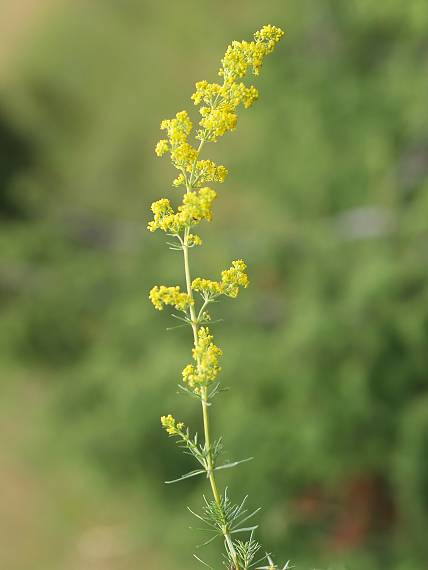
<box><xmin>151</xmin><ymin>25</ymin><xmax>285</xmax><ymax>570</ymax></box>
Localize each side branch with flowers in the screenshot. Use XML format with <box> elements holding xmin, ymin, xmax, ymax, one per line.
<box><xmin>148</xmin><ymin>25</ymin><xmax>288</xmax><ymax>570</ymax></box>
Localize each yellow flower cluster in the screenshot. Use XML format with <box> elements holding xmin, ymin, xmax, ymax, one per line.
<box><xmin>147</xmin><ymin>188</ymin><xmax>217</xmax><ymax>234</ymax></box>
<box><xmin>193</xmin><ymin>160</ymin><xmax>228</xmax><ymax>187</ymax></box>
<box><xmin>221</xmin><ymin>25</ymin><xmax>284</xmax><ymax>79</ymax></box>
<box><xmin>187</xmin><ymin>25</ymin><xmax>284</xmax><ymax>142</ymax></box>
<box><xmin>155</xmin><ymin>139</ymin><xmax>169</xmax><ymax>157</ymax></box>
<box><xmin>149</xmin><ymin>285</ymin><xmax>193</xmax><ymax>312</ymax></box>
<box><xmin>191</xmin><ymin>80</ymin><xmax>256</xmax><ymax>108</ymax></box>
<box><xmin>254</xmin><ymin>24</ymin><xmax>285</xmax><ymax>53</ymax></box>
<box><xmin>147</xmin><ymin>198</ymin><xmax>174</xmax><ymax>232</ymax></box>
<box><xmin>160</xmin><ymin>110</ymin><xmax>192</xmax><ymax>145</ymax></box>
<box><xmin>171</xmin><ymin>159</ymin><xmax>228</xmax><ymax>188</ymax></box>
<box><xmin>181</xmin><ymin>187</ymin><xmax>216</xmax><ymax>223</ymax></box>
<box><xmin>150</xmin><ymin>26</ymin><xmax>282</xmax><ymax>394</ymax></box>
<box><xmin>153</xmin><ymin>25</ymin><xmax>283</xmax><ymax>186</ymax></box>
<box><xmin>187</xmin><ymin>233</ymin><xmax>202</xmax><ymax>246</ymax></box>
<box><xmin>182</xmin><ymin>327</ymin><xmax>222</xmax><ymax>390</ymax></box>
<box><xmin>191</xmin><ymin>277</ymin><xmax>223</xmax><ymax>297</ymax></box>
<box><xmin>155</xmin><ymin>110</ymin><xmax>200</xmax><ymax>174</ymax></box>
<box><xmin>170</xmin><ymin>143</ymin><xmax>198</xmax><ymax>170</ymax></box>
<box><xmin>221</xmin><ymin>259</ymin><xmax>250</xmax><ymax>298</ymax></box>
<box><xmin>198</xmin><ymin>105</ymin><xmax>237</xmax><ymax>142</ymax></box>
<box><xmin>160</xmin><ymin>414</ymin><xmax>185</xmax><ymax>436</ymax></box>
<box><xmin>192</xmin><ymin>260</ymin><xmax>249</xmax><ymax>299</ymax></box>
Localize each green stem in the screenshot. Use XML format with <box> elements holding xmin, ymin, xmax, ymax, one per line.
<box><xmin>182</xmin><ymin>179</ymin><xmax>240</xmax><ymax>568</ymax></box>
<box><xmin>196</xmin><ymin>297</ymin><xmax>211</xmax><ymax>322</ymax></box>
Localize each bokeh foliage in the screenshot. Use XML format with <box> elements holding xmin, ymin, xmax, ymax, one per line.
<box><xmin>1</xmin><ymin>1</ymin><xmax>428</xmax><ymax>569</ymax></box>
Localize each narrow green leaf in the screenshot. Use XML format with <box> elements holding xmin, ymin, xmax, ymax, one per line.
<box><xmin>193</xmin><ymin>554</ymin><xmax>215</xmax><ymax>569</ymax></box>
<box><xmin>165</xmin><ymin>468</ymin><xmax>206</xmax><ymax>484</ymax></box>
<box><xmin>196</xmin><ymin>533</ymin><xmax>220</xmax><ymax>548</ymax></box>
<box><xmin>166</xmin><ymin>324</ymin><xmax>188</xmax><ymax>331</ymax></box>
<box><xmin>187</xmin><ymin>506</ymin><xmax>216</xmax><ymax>529</ymax></box>
<box><xmin>215</xmin><ymin>457</ymin><xmax>254</xmax><ymax>471</ymax></box>
<box><xmin>231</xmin><ymin>507</ymin><xmax>262</xmax><ymax>530</ymax></box>
<box><xmin>231</xmin><ymin>524</ymin><xmax>259</xmax><ymax>534</ymax></box>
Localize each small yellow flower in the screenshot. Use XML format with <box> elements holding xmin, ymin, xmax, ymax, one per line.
<box><xmin>172</xmin><ymin>172</ymin><xmax>186</xmax><ymax>188</ymax></box>
<box><xmin>155</xmin><ymin>139</ymin><xmax>169</xmax><ymax>157</ymax></box>
<box><xmin>187</xmin><ymin>233</ymin><xmax>202</xmax><ymax>246</ymax></box>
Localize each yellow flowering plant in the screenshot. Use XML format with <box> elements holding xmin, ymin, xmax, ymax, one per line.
<box><xmin>149</xmin><ymin>25</ymin><xmax>288</xmax><ymax>570</ymax></box>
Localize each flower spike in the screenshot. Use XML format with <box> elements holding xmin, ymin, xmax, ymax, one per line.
<box><xmin>149</xmin><ymin>24</ymin><xmax>285</xmax><ymax>569</ymax></box>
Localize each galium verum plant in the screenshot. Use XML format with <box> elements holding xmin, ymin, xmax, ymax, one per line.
<box><xmin>149</xmin><ymin>25</ymin><xmax>287</xmax><ymax>570</ymax></box>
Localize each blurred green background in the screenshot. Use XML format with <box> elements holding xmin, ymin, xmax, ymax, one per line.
<box><xmin>1</xmin><ymin>1</ymin><xmax>428</xmax><ymax>569</ymax></box>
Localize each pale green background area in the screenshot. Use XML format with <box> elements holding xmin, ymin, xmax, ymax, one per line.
<box><xmin>1</xmin><ymin>1</ymin><xmax>428</xmax><ymax>569</ymax></box>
